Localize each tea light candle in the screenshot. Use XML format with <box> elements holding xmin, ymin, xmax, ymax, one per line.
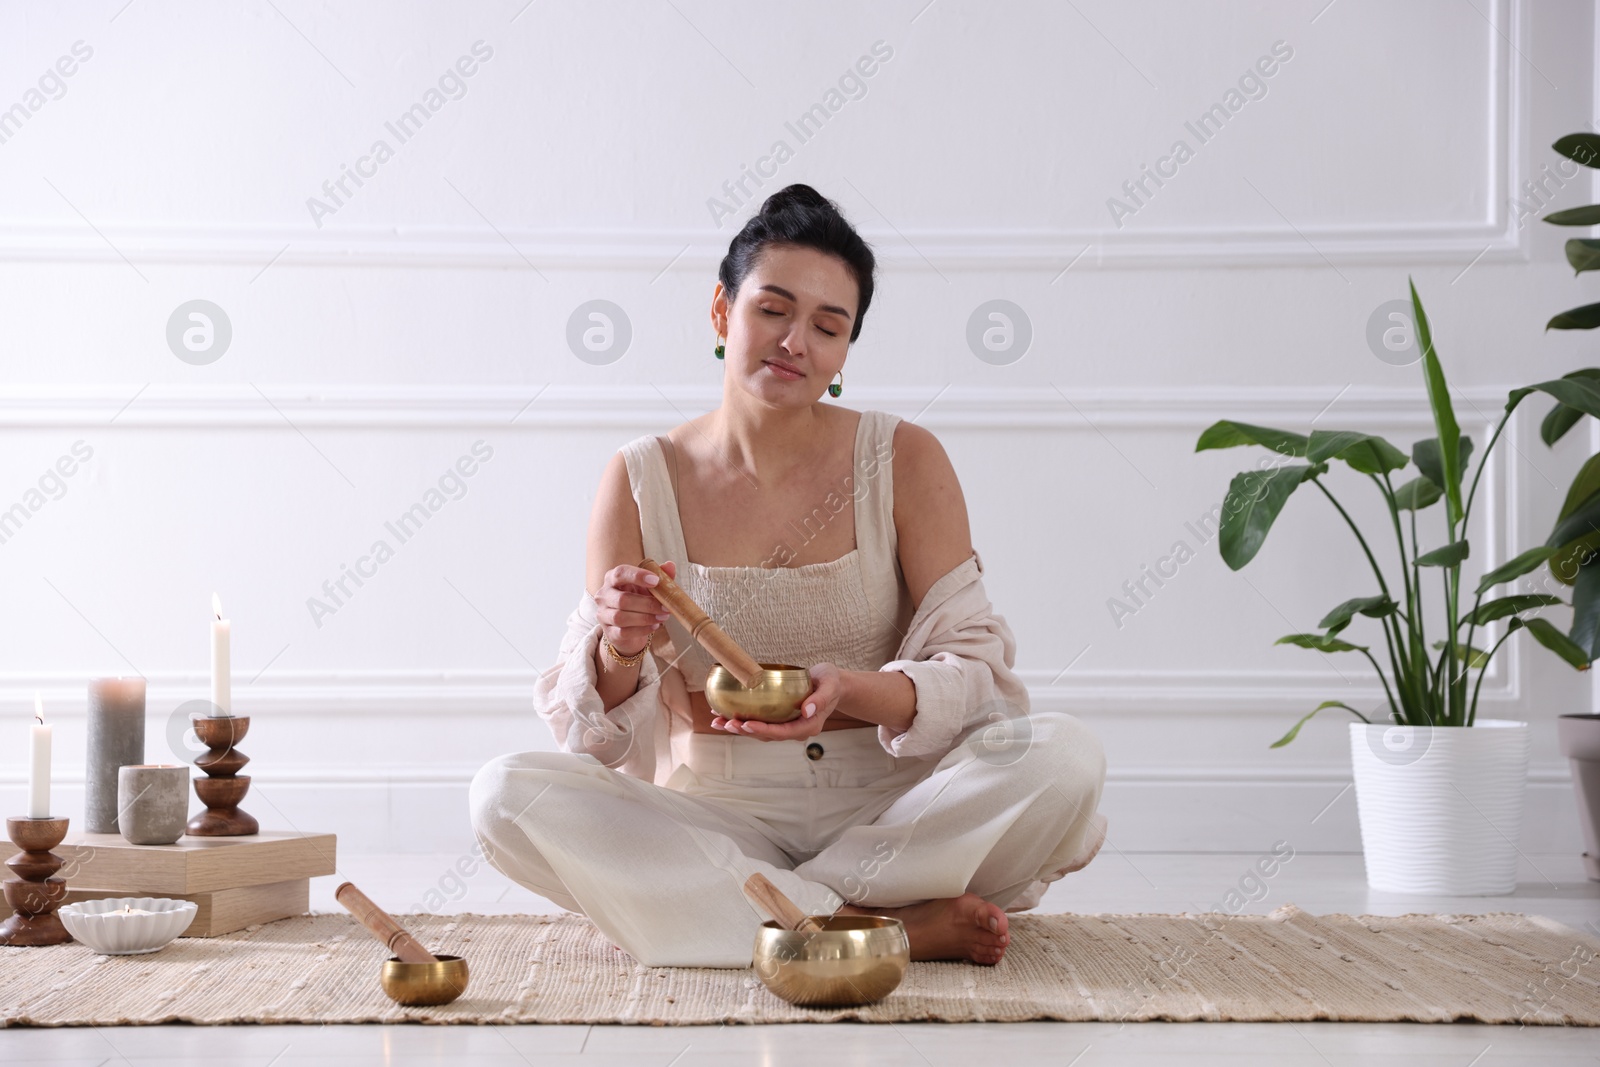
<box><xmin>210</xmin><ymin>593</ymin><xmax>231</xmax><ymax>717</ymax></box>
<box><xmin>86</xmin><ymin>676</ymin><xmax>146</xmax><ymax>834</ymax></box>
<box><xmin>56</xmin><ymin>897</ymin><xmax>199</xmax><ymax>954</ymax></box>
<box><xmin>28</xmin><ymin>693</ymin><xmax>51</xmax><ymax>819</ymax></box>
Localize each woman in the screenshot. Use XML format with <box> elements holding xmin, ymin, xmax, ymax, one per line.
<box><xmin>470</xmin><ymin>185</ymin><xmax>1107</xmax><ymax>968</ymax></box>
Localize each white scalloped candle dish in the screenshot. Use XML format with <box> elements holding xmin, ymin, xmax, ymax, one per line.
<box><xmin>57</xmin><ymin>897</ymin><xmax>198</xmax><ymax>955</ymax></box>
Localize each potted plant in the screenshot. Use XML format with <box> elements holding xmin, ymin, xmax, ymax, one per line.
<box><xmin>1196</xmin><ymin>279</ymin><xmax>1596</xmax><ymax>894</ymax></box>
<box><xmin>1541</xmin><ymin>130</ymin><xmax>1600</xmax><ymax>883</ymax></box>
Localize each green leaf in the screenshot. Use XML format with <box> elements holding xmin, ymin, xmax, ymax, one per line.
<box><xmin>1555</xmin><ymin>544</ymin><xmax>1600</xmax><ymax>588</ymax></box>
<box><xmin>1270</xmin><ymin>700</ymin><xmax>1373</xmax><ymax>748</ymax></box>
<box><xmin>1542</xmin><ymin>403</ymin><xmax>1585</xmax><ymax>445</ymax></box>
<box><xmin>1195</xmin><ymin>421</ymin><xmax>1308</xmax><ymax>457</ymax></box>
<box><xmin>1412</xmin><ymin>436</ymin><xmax>1474</xmax><ymax>491</ymax></box>
<box><xmin>1509</xmin><ymin>376</ymin><xmax>1600</xmax><ymax>443</ymax></box>
<box><xmin>1523</xmin><ymin>616</ymin><xmax>1592</xmax><ymax>670</ymax></box>
<box><xmin>1571</xmin><ymin>560</ymin><xmax>1600</xmax><ymax>662</ymax></box>
<box><xmin>1411</xmin><ymin>279</ymin><xmax>1462</xmax><ymax>527</ymax></box>
<box><xmin>1416</xmin><ymin>540</ymin><xmax>1470</xmax><ymax>567</ymax></box>
<box><xmin>1432</xmin><ymin>640</ymin><xmax>1491</xmax><ymax>669</ymax></box>
<box><xmin>1567</xmin><ymin>239</ymin><xmax>1600</xmax><ymax>274</ymax></box>
<box><xmin>1318</xmin><ymin>595</ymin><xmax>1397</xmax><ymax>636</ymax></box>
<box><xmin>1275</xmin><ymin>633</ymin><xmax>1367</xmax><ymax>653</ymax></box>
<box><xmin>1460</xmin><ymin>594</ymin><xmax>1564</xmax><ymax>626</ymax></box>
<box><xmin>1538</xmin><ymin>371</ymin><xmax>1600</xmax><ymax>444</ymax></box>
<box><xmin>1548</xmin><ymin>302</ymin><xmax>1600</xmax><ymax>330</ymax></box>
<box><xmin>1546</xmin><ymin>451</ymin><xmax>1600</xmax><ymax>586</ymax></box>
<box><xmin>1553</xmin><ymin>133</ymin><xmax>1600</xmax><ymax>168</ymax></box>
<box><xmin>1392</xmin><ymin>476</ymin><xmax>1443</xmax><ymax>511</ymax></box>
<box><xmin>1546</xmin><ymin>489</ymin><xmax>1600</xmax><ymax>555</ymax></box>
<box><xmin>1306</xmin><ymin>430</ymin><xmax>1410</xmax><ymax>475</ymax></box>
<box><xmin>1548</xmin><ymin>531</ymin><xmax>1600</xmax><ymax>589</ymax></box>
<box><xmin>1544</xmin><ymin>206</ymin><xmax>1600</xmax><ymax>226</ymax></box>
<box><xmin>1557</xmin><ymin>454</ymin><xmax>1600</xmax><ymax>526</ymax></box>
<box><xmin>1475</xmin><ymin>545</ymin><xmax>1560</xmax><ymax>596</ymax></box>
<box><xmin>1217</xmin><ymin>463</ymin><xmax>1325</xmax><ymax>570</ymax></box>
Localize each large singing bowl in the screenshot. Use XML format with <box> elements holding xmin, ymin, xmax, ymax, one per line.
<box><xmin>704</xmin><ymin>662</ymin><xmax>811</xmax><ymax>723</ymax></box>
<box><xmin>752</xmin><ymin>915</ymin><xmax>910</xmax><ymax>1007</ymax></box>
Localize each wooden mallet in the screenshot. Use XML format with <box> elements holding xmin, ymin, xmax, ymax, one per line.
<box><xmin>743</xmin><ymin>873</ymin><xmax>826</xmax><ymax>934</ymax></box>
<box><xmin>639</xmin><ymin>557</ymin><xmax>764</xmax><ymax>687</ymax></box>
<box><xmin>335</xmin><ymin>881</ymin><xmax>438</xmax><ymax>964</ymax></box>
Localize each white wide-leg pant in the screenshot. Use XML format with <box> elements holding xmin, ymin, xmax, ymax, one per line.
<box><xmin>468</xmin><ymin>709</ymin><xmax>1106</xmax><ymax>967</ymax></box>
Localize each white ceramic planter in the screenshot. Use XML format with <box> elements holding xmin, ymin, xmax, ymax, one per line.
<box><xmin>1348</xmin><ymin>719</ymin><xmax>1529</xmax><ymax>895</ymax></box>
<box><xmin>1556</xmin><ymin>714</ymin><xmax>1600</xmax><ymax>882</ymax></box>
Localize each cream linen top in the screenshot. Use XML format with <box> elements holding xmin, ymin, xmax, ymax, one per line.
<box><xmin>623</xmin><ymin>408</ymin><xmax>912</xmax><ymax>695</ymax></box>
<box><xmin>531</xmin><ymin>409</ymin><xmax>1029</xmax><ymax>788</ymax></box>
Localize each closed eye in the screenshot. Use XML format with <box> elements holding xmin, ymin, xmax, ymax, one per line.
<box><xmin>761</xmin><ymin>307</ymin><xmax>838</xmax><ymax>337</ymax></box>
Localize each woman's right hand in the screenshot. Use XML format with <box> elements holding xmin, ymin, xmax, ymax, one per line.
<box><xmin>594</xmin><ymin>561</ymin><xmax>676</xmax><ymax>657</ymax></box>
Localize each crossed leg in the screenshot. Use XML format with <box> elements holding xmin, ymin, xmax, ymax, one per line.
<box><xmin>794</xmin><ymin>710</ymin><xmax>1107</xmax><ymax>964</ymax></box>
<box><xmin>468</xmin><ymin>711</ymin><xmax>1106</xmax><ymax>968</ymax></box>
<box><xmin>469</xmin><ymin>749</ymin><xmax>845</xmax><ymax>967</ymax></box>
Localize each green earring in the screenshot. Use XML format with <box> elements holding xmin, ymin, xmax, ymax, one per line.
<box><xmin>828</xmin><ymin>371</ymin><xmax>843</xmax><ymax>398</ymax></box>
<box><xmin>714</xmin><ymin>337</ymin><xmax>725</xmax><ymax>360</ymax></box>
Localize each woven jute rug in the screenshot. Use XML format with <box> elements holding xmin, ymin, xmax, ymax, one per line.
<box><xmin>3</xmin><ymin>905</ymin><xmax>1597</xmax><ymax>1027</ymax></box>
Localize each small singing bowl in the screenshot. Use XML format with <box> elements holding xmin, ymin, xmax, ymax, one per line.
<box><xmin>753</xmin><ymin>915</ymin><xmax>910</xmax><ymax>1007</ymax></box>
<box><xmin>705</xmin><ymin>662</ymin><xmax>811</xmax><ymax>723</ymax></box>
<box><xmin>379</xmin><ymin>954</ymin><xmax>469</xmax><ymax>1007</ymax></box>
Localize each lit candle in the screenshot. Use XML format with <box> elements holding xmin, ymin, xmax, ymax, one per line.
<box><xmin>211</xmin><ymin>593</ymin><xmax>231</xmax><ymax>717</ymax></box>
<box><xmin>28</xmin><ymin>692</ymin><xmax>51</xmax><ymax>819</ymax></box>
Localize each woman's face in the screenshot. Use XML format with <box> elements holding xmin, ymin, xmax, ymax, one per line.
<box><xmin>713</xmin><ymin>244</ymin><xmax>857</xmax><ymax>402</ymax></box>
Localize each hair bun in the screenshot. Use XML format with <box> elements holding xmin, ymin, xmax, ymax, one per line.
<box><xmin>718</xmin><ymin>182</ymin><xmax>876</xmax><ymax>344</ymax></box>
<box><xmin>759</xmin><ymin>184</ymin><xmax>833</xmax><ymax>217</ymax></box>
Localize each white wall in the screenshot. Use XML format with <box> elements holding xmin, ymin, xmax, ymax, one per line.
<box><xmin>1</xmin><ymin>0</ymin><xmax>1596</xmax><ymax>860</ymax></box>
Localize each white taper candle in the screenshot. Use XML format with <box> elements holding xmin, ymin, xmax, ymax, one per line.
<box><xmin>28</xmin><ymin>691</ymin><xmax>51</xmax><ymax>819</ymax></box>
<box><xmin>211</xmin><ymin>593</ymin><xmax>232</xmax><ymax>717</ymax></box>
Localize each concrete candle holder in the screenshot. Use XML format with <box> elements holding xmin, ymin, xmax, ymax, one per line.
<box><xmin>117</xmin><ymin>765</ymin><xmax>190</xmax><ymax>846</ymax></box>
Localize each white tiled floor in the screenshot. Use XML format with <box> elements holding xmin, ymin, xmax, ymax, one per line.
<box><xmin>4</xmin><ymin>851</ymin><xmax>1597</xmax><ymax>1065</ymax></box>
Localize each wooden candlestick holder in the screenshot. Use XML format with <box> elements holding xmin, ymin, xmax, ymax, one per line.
<box><xmin>0</xmin><ymin>816</ymin><xmax>72</xmax><ymax>946</ymax></box>
<box><xmin>187</xmin><ymin>716</ymin><xmax>259</xmax><ymax>837</ymax></box>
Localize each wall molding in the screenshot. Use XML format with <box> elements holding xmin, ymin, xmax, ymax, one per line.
<box><xmin>0</xmin><ymin>381</ymin><xmax>1541</xmax><ymax>428</ymax></box>
<box><xmin>0</xmin><ymin>2</ymin><xmax>1527</xmax><ymax>272</ymax></box>
<box><xmin>0</xmin><ymin>219</ymin><xmax>1528</xmax><ymax>272</ymax></box>
<box><xmin>0</xmin><ymin>763</ymin><xmax>1578</xmax><ymax>855</ymax></box>
<box><xmin>0</xmin><ymin>763</ymin><xmax>1573</xmax><ymax>787</ymax></box>
<box><xmin>0</xmin><ymin>674</ymin><xmax>1529</xmax><ymax>718</ymax></box>
<box><xmin>0</xmin><ymin>382</ymin><xmax>1526</xmax><ymax>714</ymax></box>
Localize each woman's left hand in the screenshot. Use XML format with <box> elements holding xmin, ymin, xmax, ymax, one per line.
<box><xmin>710</xmin><ymin>662</ymin><xmax>845</xmax><ymax>741</ymax></box>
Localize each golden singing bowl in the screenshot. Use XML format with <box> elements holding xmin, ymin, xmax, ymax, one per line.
<box><xmin>380</xmin><ymin>954</ymin><xmax>469</xmax><ymax>1007</ymax></box>
<box><xmin>704</xmin><ymin>662</ymin><xmax>811</xmax><ymax>723</ymax></box>
<box><xmin>753</xmin><ymin>915</ymin><xmax>910</xmax><ymax>1007</ymax></box>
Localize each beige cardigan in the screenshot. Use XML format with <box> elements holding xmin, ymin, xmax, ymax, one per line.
<box><xmin>531</xmin><ymin>550</ymin><xmax>1029</xmax><ymax>785</ymax></box>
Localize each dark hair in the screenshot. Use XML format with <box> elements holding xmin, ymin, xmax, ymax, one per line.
<box><xmin>717</xmin><ymin>184</ymin><xmax>877</xmax><ymax>344</ymax></box>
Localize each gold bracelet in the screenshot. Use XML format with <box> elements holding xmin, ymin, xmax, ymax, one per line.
<box><xmin>601</xmin><ymin>633</ymin><xmax>648</xmax><ymax>669</ymax></box>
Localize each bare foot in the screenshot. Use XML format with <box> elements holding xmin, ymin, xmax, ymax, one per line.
<box><xmin>840</xmin><ymin>892</ymin><xmax>1009</xmax><ymax>965</ymax></box>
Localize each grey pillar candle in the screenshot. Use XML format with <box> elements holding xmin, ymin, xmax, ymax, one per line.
<box><xmin>86</xmin><ymin>677</ymin><xmax>146</xmax><ymax>834</ymax></box>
